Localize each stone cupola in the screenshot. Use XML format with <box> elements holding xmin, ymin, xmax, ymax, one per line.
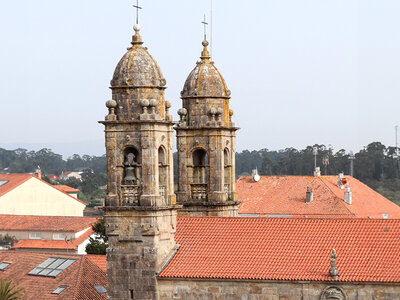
<box><xmin>180</xmin><ymin>40</ymin><xmax>232</xmax><ymax>127</ymax></box>
<box><xmin>110</xmin><ymin>24</ymin><xmax>168</xmax><ymax>121</ymax></box>
<box><xmin>175</xmin><ymin>38</ymin><xmax>239</xmax><ymax>217</ymax></box>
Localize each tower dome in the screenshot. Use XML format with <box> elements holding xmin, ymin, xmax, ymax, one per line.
<box><xmin>111</xmin><ymin>25</ymin><xmax>166</xmax><ymax>88</ymax></box>
<box><xmin>181</xmin><ymin>40</ymin><xmax>230</xmax><ymax>98</ymax></box>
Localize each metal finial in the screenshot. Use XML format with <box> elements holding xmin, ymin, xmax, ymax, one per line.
<box><xmin>328</xmin><ymin>249</ymin><xmax>339</xmax><ymax>279</ymax></box>
<box><xmin>133</xmin><ymin>0</ymin><xmax>142</xmax><ymax>25</ymax></box>
<box><xmin>201</xmin><ymin>14</ymin><xmax>209</xmax><ymax>41</ymax></box>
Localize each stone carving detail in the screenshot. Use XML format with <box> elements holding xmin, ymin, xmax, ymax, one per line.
<box><xmin>320</xmin><ymin>286</ymin><xmax>346</xmax><ymax>300</ymax></box>
<box><xmin>329</xmin><ymin>249</ymin><xmax>339</xmax><ymax>279</ymax></box>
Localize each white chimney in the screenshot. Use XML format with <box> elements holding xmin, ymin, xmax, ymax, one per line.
<box><xmin>344</xmin><ymin>186</ymin><xmax>352</xmax><ymax>205</ymax></box>
<box><xmin>314</xmin><ymin>167</ymin><xmax>321</xmax><ymax>177</ymax></box>
<box><xmin>251</xmin><ymin>168</ymin><xmax>260</xmax><ymax>182</ymax></box>
<box><xmin>306</xmin><ymin>186</ymin><xmax>313</xmax><ymax>203</ymax></box>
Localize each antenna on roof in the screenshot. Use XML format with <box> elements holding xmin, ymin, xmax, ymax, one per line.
<box><xmin>396</xmin><ymin>125</ymin><xmax>400</xmax><ymax>174</ymax></box>
<box><xmin>313</xmin><ymin>147</ymin><xmax>320</xmax><ymax>176</ymax></box>
<box><xmin>348</xmin><ymin>151</ymin><xmax>355</xmax><ymax>177</ymax></box>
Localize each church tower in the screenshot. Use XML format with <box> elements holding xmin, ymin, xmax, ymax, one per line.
<box><xmin>175</xmin><ymin>39</ymin><xmax>240</xmax><ymax>216</ymax></box>
<box><xmin>100</xmin><ymin>23</ymin><xmax>178</xmax><ymax>299</ymax></box>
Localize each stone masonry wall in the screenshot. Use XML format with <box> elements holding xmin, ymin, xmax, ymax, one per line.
<box><xmin>158</xmin><ymin>279</ymin><xmax>400</xmax><ymax>300</ymax></box>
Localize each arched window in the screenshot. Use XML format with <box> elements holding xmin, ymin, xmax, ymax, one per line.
<box><xmin>158</xmin><ymin>146</ymin><xmax>168</xmax><ymax>204</ymax></box>
<box><xmin>192</xmin><ymin>149</ymin><xmax>208</xmax><ymax>184</ymax></box>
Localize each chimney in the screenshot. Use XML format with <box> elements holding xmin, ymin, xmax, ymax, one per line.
<box><xmin>33</xmin><ymin>166</ymin><xmax>42</xmax><ymax>180</ymax></box>
<box><xmin>306</xmin><ymin>186</ymin><xmax>313</xmax><ymax>203</ymax></box>
<box><xmin>313</xmin><ymin>167</ymin><xmax>321</xmax><ymax>177</ymax></box>
<box><xmin>251</xmin><ymin>168</ymin><xmax>260</xmax><ymax>182</ymax></box>
<box><xmin>344</xmin><ymin>186</ymin><xmax>352</xmax><ymax>205</ymax></box>
<box><xmin>337</xmin><ymin>173</ymin><xmax>345</xmax><ymax>189</ymax></box>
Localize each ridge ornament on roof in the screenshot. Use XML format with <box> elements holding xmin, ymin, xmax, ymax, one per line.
<box><xmin>328</xmin><ymin>249</ymin><xmax>339</xmax><ymax>280</ymax></box>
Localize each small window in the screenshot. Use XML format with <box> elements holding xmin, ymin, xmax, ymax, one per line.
<box><xmin>52</xmin><ymin>233</ymin><xmax>65</xmax><ymax>240</ymax></box>
<box><xmin>51</xmin><ymin>285</ymin><xmax>68</xmax><ymax>295</ymax></box>
<box><xmin>0</xmin><ymin>262</ymin><xmax>10</xmax><ymax>271</ymax></box>
<box><xmin>28</xmin><ymin>257</ymin><xmax>76</xmax><ymax>278</ymax></box>
<box><xmin>29</xmin><ymin>232</ymin><xmax>41</xmax><ymax>239</ymax></box>
<box><xmin>94</xmin><ymin>285</ymin><xmax>107</xmax><ymax>294</ymax></box>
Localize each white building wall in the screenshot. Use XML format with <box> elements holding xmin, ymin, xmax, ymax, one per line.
<box><xmin>0</xmin><ymin>178</ymin><xmax>85</xmax><ymax>216</ymax></box>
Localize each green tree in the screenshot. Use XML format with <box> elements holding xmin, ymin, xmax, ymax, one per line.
<box><xmin>0</xmin><ymin>279</ymin><xmax>24</xmax><ymax>300</ymax></box>
<box><xmin>85</xmin><ymin>218</ymin><xmax>108</xmax><ymax>255</ymax></box>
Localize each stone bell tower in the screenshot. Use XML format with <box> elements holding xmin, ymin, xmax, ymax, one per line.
<box><xmin>175</xmin><ymin>39</ymin><xmax>240</xmax><ymax>216</ymax></box>
<box><xmin>99</xmin><ymin>23</ymin><xmax>178</xmax><ymax>299</ymax></box>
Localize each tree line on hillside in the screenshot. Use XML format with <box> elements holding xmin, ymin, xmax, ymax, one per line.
<box><xmin>0</xmin><ymin>148</ymin><xmax>106</xmax><ymax>175</ymax></box>
<box><xmin>1</xmin><ymin>142</ymin><xmax>399</xmax><ymax>181</ymax></box>
<box><xmin>236</xmin><ymin>142</ymin><xmax>400</xmax><ymax>181</ymax></box>
<box><xmin>1</xmin><ymin>142</ymin><xmax>400</xmax><ymax>205</ymax></box>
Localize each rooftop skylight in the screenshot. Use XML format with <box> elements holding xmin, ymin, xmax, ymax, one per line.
<box><xmin>94</xmin><ymin>285</ymin><xmax>107</xmax><ymax>294</ymax></box>
<box><xmin>0</xmin><ymin>262</ymin><xmax>10</xmax><ymax>271</ymax></box>
<box><xmin>51</xmin><ymin>286</ymin><xmax>68</xmax><ymax>295</ymax></box>
<box><xmin>28</xmin><ymin>257</ymin><xmax>76</xmax><ymax>278</ymax></box>
<box><xmin>0</xmin><ymin>180</ymin><xmax>9</xmax><ymax>187</ymax></box>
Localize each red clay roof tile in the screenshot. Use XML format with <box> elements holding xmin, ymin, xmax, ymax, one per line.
<box><xmin>237</xmin><ymin>176</ymin><xmax>400</xmax><ymax>218</ymax></box>
<box><xmin>12</xmin><ymin>228</ymin><xmax>94</xmax><ymax>250</ymax></box>
<box><xmin>0</xmin><ymin>215</ymin><xmax>97</xmax><ymax>232</ymax></box>
<box><xmin>87</xmin><ymin>255</ymin><xmax>106</xmax><ymax>272</ymax></box>
<box><xmin>53</xmin><ymin>185</ymin><xmax>80</xmax><ymax>193</ymax></box>
<box><xmin>159</xmin><ymin>217</ymin><xmax>400</xmax><ymax>282</ymax></box>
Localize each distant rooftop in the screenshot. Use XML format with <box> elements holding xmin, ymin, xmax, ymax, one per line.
<box><xmin>236</xmin><ymin>175</ymin><xmax>400</xmax><ymax>218</ymax></box>
<box><xmin>0</xmin><ymin>215</ymin><xmax>97</xmax><ymax>232</ymax></box>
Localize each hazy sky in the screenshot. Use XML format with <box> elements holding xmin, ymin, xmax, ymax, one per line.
<box><xmin>1</xmin><ymin>0</ymin><xmax>400</xmax><ymax>157</ymax></box>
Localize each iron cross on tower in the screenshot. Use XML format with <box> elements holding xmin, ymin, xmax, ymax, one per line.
<box><xmin>201</xmin><ymin>14</ymin><xmax>209</xmax><ymax>40</ymax></box>
<box><xmin>133</xmin><ymin>0</ymin><xmax>142</xmax><ymax>25</ymax></box>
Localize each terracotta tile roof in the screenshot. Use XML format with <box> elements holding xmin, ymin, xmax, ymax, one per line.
<box><xmin>0</xmin><ymin>251</ymin><xmax>106</xmax><ymax>299</ymax></box>
<box><xmin>12</xmin><ymin>228</ymin><xmax>94</xmax><ymax>250</ymax></box>
<box><xmin>87</xmin><ymin>255</ymin><xmax>106</xmax><ymax>272</ymax></box>
<box><xmin>0</xmin><ymin>173</ymin><xmax>86</xmax><ymax>206</ymax></box>
<box><xmin>236</xmin><ymin>176</ymin><xmax>400</xmax><ymax>219</ymax></box>
<box><xmin>60</xmin><ymin>171</ymin><xmax>73</xmax><ymax>176</ymax></box>
<box><xmin>53</xmin><ymin>185</ymin><xmax>80</xmax><ymax>193</ymax></box>
<box><xmin>0</xmin><ymin>173</ymin><xmax>31</xmax><ymax>197</ymax></box>
<box><xmin>159</xmin><ymin>217</ymin><xmax>400</xmax><ymax>282</ymax></box>
<box><xmin>0</xmin><ymin>215</ymin><xmax>97</xmax><ymax>232</ymax></box>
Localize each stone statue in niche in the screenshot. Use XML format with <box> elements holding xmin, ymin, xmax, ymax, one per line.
<box><xmin>124</xmin><ymin>152</ymin><xmax>138</xmax><ymax>183</ymax></box>
<box><xmin>320</xmin><ymin>286</ymin><xmax>346</xmax><ymax>300</ymax></box>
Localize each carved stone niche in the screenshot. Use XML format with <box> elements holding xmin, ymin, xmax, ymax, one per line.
<box><xmin>320</xmin><ymin>286</ymin><xmax>346</xmax><ymax>300</ymax></box>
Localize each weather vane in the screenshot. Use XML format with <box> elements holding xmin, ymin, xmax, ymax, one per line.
<box><xmin>201</xmin><ymin>14</ymin><xmax>208</xmax><ymax>40</ymax></box>
<box><xmin>133</xmin><ymin>0</ymin><xmax>142</xmax><ymax>25</ymax></box>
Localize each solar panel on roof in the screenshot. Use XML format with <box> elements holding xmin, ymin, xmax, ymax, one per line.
<box><xmin>51</xmin><ymin>286</ymin><xmax>68</xmax><ymax>295</ymax></box>
<box><xmin>28</xmin><ymin>257</ymin><xmax>76</xmax><ymax>278</ymax></box>
<box><xmin>0</xmin><ymin>180</ymin><xmax>9</xmax><ymax>187</ymax></box>
<box><xmin>0</xmin><ymin>262</ymin><xmax>10</xmax><ymax>271</ymax></box>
